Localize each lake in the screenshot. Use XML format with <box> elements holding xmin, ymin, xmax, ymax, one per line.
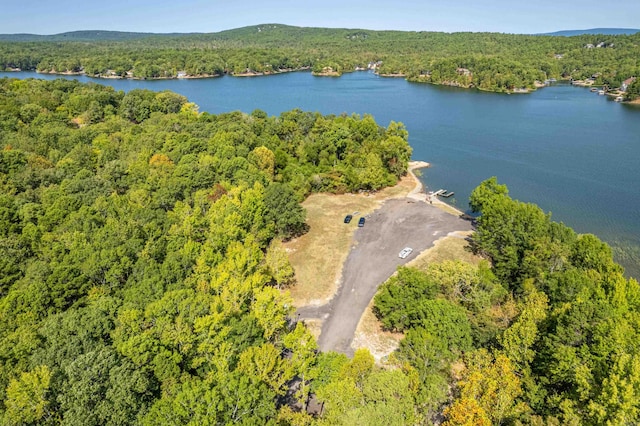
<box><xmin>2</xmin><ymin>70</ymin><xmax>639</xmax><ymax>277</ymax></box>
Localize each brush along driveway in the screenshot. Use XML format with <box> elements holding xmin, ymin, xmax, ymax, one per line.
<box><xmin>296</xmin><ymin>198</ymin><xmax>473</xmax><ymax>356</ymax></box>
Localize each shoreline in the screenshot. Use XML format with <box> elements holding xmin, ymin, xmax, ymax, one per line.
<box><xmin>1</xmin><ymin>68</ymin><xmax>545</xmax><ymax>96</ymax></box>
<box><xmin>406</xmin><ymin>160</ymin><xmax>430</xmax><ymax>200</ymax></box>
<box><xmin>8</xmin><ymin>69</ymin><xmax>633</xmax><ymax>104</ymax></box>
<box><xmin>21</xmin><ymin>66</ymin><xmax>313</xmax><ymax>81</ymax></box>
<box><xmin>407</xmin><ymin>160</ymin><xmax>467</xmax><ymax>217</ymax></box>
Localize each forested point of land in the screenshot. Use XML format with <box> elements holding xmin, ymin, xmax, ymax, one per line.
<box><xmin>1</xmin><ymin>78</ymin><xmax>639</xmax><ymax>425</ymax></box>
<box><xmin>1</xmin><ymin>24</ymin><xmax>640</xmax><ymax>96</ymax></box>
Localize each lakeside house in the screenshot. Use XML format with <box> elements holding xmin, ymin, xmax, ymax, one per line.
<box><xmin>621</xmin><ymin>77</ymin><xmax>636</xmax><ymax>92</ymax></box>
<box><xmin>585</xmin><ymin>42</ymin><xmax>613</xmax><ymax>49</ymax></box>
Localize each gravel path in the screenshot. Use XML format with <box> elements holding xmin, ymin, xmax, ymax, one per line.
<box><xmin>296</xmin><ymin>197</ymin><xmax>472</xmax><ymax>356</ymax></box>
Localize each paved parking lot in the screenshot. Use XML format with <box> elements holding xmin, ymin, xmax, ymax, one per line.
<box><xmin>296</xmin><ymin>197</ymin><xmax>473</xmax><ymax>356</ymax></box>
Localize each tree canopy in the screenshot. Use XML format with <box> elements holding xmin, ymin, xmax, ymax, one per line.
<box><xmin>1</xmin><ymin>24</ymin><xmax>639</xmax><ymax>93</ymax></box>
<box><xmin>374</xmin><ymin>177</ymin><xmax>640</xmax><ymax>424</ymax></box>
<box><xmin>1</xmin><ymin>78</ymin><xmax>639</xmax><ymax>424</ymax></box>
<box><xmin>0</xmin><ymin>78</ymin><xmax>416</xmax><ymax>424</ymax></box>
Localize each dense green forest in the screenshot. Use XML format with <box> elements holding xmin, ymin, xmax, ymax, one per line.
<box><xmin>374</xmin><ymin>177</ymin><xmax>640</xmax><ymax>424</ymax></box>
<box><xmin>1</xmin><ymin>79</ymin><xmax>639</xmax><ymax>424</ymax></box>
<box><xmin>1</xmin><ymin>24</ymin><xmax>639</xmax><ymax>95</ymax></box>
<box><xmin>0</xmin><ymin>77</ymin><xmax>414</xmax><ymax>425</ymax></box>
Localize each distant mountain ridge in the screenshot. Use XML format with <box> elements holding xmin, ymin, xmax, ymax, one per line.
<box><xmin>0</xmin><ymin>30</ymin><xmax>202</xmax><ymax>42</ymax></box>
<box><xmin>541</xmin><ymin>28</ymin><xmax>640</xmax><ymax>36</ymax></box>
<box><xmin>1</xmin><ymin>26</ymin><xmax>639</xmax><ymax>41</ymax></box>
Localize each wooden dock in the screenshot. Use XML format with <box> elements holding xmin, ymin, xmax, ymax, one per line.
<box><xmin>432</xmin><ymin>189</ymin><xmax>455</xmax><ymax>198</ymax></box>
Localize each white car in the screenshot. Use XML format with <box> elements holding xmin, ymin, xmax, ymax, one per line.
<box><xmin>399</xmin><ymin>247</ymin><xmax>413</xmax><ymax>259</ymax></box>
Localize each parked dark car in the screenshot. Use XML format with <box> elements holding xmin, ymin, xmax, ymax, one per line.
<box><xmin>344</xmin><ymin>215</ymin><xmax>353</xmax><ymax>223</ymax></box>
<box><xmin>358</xmin><ymin>217</ymin><xmax>365</xmax><ymax>227</ymax></box>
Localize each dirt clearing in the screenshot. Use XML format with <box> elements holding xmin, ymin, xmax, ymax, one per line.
<box><xmin>285</xmin><ymin>173</ymin><xmax>415</xmax><ymax>307</ymax></box>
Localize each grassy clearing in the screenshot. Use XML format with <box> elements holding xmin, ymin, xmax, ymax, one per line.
<box><xmin>285</xmin><ymin>174</ymin><xmax>415</xmax><ymax>307</ymax></box>
<box><xmin>408</xmin><ymin>230</ymin><xmax>480</xmax><ymax>270</ymax></box>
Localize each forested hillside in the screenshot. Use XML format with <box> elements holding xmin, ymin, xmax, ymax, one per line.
<box><xmin>1</xmin><ymin>24</ymin><xmax>639</xmax><ymax>94</ymax></box>
<box><xmin>375</xmin><ymin>177</ymin><xmax>640</xmax><ymax>424</ymax></box>
<box><xmin>1</xmin><ymin>79</ymin><xmax>638</xmax><ymax>424</ymax></box>
<box><xmin>0</xmin><ymin>31</ymin><xmax>166</xmax><ymax>43</ymax></box>
<box><xmin>0</xmin><ymin>78</ymin><xmax>414</xmax><ymax>424</ymax></box>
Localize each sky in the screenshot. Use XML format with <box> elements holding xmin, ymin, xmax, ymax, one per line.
<box><xmin>4</xmin><ymin>0</ymin><xmax>640</xmax><ymax>35</ymax></box>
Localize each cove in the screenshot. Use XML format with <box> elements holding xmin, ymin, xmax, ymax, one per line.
<box><xmin>2</xmin><ymin>70</ymin><xmax>639</xmax><ymax>277</ymax></box>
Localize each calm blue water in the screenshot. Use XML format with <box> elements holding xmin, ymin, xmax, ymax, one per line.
<box><xmin>2</xmin><ymin>71</ymin><xmax>639</xmax><ymax>276</ymax></box>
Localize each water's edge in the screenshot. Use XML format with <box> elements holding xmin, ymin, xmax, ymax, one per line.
<box><xmin>2</xmin><ymin>71</ymin><xmax>638</xmax><ymax>277</ymax></box>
